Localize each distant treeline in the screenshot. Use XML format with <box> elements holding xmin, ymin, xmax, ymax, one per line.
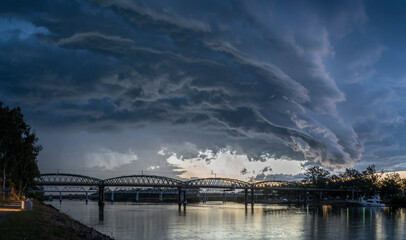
<box><xmin>0</xmin><ymin>102</ymin><xmax>41</xmax><ymax>199</ymax></box>
<box><xmin>298</xmin><ymin>165</ymin><xmax>406</xmax><ymax>200</ymax></box>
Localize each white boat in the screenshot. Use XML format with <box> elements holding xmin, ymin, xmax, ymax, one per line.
<box><xmin>359</xmin><ymin>195</ymin><xmax>385</xmax><ymax>207</ymax></box>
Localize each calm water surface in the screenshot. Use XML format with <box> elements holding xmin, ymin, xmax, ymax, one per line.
<box><xmin>48</xmin><ymin>201</ymin><xmax>406</xmax><ymax>240</ymax></box>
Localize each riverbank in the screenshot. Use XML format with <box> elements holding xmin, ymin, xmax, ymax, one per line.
<box><xmin>0</xmin><ymin>199</ymin><xmax>113</xmax><ymax>240</ymax></box>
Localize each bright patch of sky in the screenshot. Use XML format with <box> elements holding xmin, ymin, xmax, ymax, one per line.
<box><xmin>164</xmin><ymin>148</ymin><xmax>303</xmax><ymax>180</ymax></box>
<box><xmin>85</xmin><ymin>148</ymin><xmax>138</xmax><ymax>171</ymax></box>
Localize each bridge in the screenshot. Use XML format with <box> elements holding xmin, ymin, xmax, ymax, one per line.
<box><xmin>34</xmin><ymin>173</ymin><xmax>360</xmax><ymax>211</ymax></box>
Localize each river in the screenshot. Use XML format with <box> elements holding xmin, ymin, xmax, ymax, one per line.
<box><xmin>48</xmin><ymin>201</ymin><xmax>406</xmax><ymax>240</ymax></box>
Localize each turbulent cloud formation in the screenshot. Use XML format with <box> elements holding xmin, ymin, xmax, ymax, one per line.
<box><xmin>1</xmin><ymin>0</ymin><xmax>406</xmax><ymax>178</ymax></box>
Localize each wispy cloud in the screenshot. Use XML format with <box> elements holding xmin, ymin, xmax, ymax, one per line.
<box><xmin>85</xmin><ymin>148</ymin><xmax>138</xmax><ymax>170</ymax></box>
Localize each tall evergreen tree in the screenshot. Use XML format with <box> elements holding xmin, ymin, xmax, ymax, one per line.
<box><xmin>0</xmin><ymin>102</ymin><xmax>41</xmax><ymax>199</ymax></box>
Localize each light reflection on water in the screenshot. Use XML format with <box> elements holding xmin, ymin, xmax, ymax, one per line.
<box><xmin>48</xmin><ymin>201</ymin><xmax>406</xmax><ymax>240</ymax></box>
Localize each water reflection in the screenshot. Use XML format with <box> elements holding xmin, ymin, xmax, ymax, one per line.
<box><xmin>49</xmin><ymin>201</ymin><xmax>406</xmax><ymax>240</ymax></box>
<box><xmin>98</xmin><ymin>205</ymin><xmax>104</xmax><ymax>223</ymax></box>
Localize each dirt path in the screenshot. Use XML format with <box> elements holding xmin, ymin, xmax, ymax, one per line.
<box><xmin>0</xmin><ymin>211</ymin><xmax>16</xmax><ymax>224</ymax></box>
<box><xmin>0</xmin><ymin>200</ymin><xmax>21</xmax><ymax>224</ymax></box>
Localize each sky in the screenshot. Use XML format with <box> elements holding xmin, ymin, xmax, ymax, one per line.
<box><xmin>1</xmin><ymin>0</ymin><xmax>406</xmax><ymax>181</ymax></box>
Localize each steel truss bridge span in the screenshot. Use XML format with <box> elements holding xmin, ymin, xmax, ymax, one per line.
<box><xmin>37</xmin><ymin>173</ymin><xmax>101</xmax><ymax>186</ymax></box>
<box><xmin>184</xmin><ymin>177</ymin><xmax>252</xmax><ymax>189</ymax></box>
<box><xmin>252</xmin><ymin>180</ymin><xmax>287</xmax><ymax>188</ymax></box>
<box><xmin>102</xmin><ymin>175</ymin><xmax>183</xmax><ymax>187</ymax></box>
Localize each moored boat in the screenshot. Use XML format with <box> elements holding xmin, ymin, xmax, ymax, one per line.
<box><xmin>359</xmin><ymin>195</ymin><xmax>385</xmax><ymax>207</ymax></box>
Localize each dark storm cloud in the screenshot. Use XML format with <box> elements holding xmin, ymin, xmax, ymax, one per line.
<box><xmin>1</xmin><ymin>0</ymin><xmax>405</xmax><ymax>171</ymax></box>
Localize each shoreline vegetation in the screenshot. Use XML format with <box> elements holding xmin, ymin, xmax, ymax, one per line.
<box><xmin>0</xmin><ymin>199</ymin><xmax>113</xmax><ymax>240</ymax></box>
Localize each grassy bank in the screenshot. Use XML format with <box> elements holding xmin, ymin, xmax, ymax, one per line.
<box><xmin>0</xmin><ymin>200</ymin><xmax>113</xmax><ymax>240</ymax></box>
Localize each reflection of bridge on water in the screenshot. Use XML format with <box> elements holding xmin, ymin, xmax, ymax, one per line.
<box><xmin>32</xmin><ymin>173</ymin><xmax>361</xmax><ymax>212</ymax></box>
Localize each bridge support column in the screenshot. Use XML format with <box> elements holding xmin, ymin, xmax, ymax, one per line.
<box><xmin>159</xmin><ymin>191</ymin><xmax>163</xmax><ymax>203</ymax></box>
<box><xmin>98</xmin><ymin>186</ymin><xmax>105</xmax><ymax>207</ymax></box>
<box><xmin>178</xmin><ymin>188</ymin><xmax>182</xmax><ymax>211</ymax></box>
<box><xmin>244</xmin><ymin>189</ymin><xmax>248</xmax><ymax>211</ymax></box>
<box><xmin>98</xmin><ymin>205</ymin><xmax>104</xmax><ymax>223</ymax></box>
<box><xmin>136</xmin><ymin>191</ymin><xmax>139</xmax><ymax>202</ymax></box>
<box><xmin>304</xmin><ymin>190</ymin><xmax>308</xmax><ymax>204</ymax></box>
<box><xmin>111</xmin><ymin>190</ymin><xmax>114</xmax><ymax>204</ymax></box>
<box><xmin>251</xmin><ymin>188</ymin><xmax>254</xmax><ymax>213</ymax></box>
<box><xmin>183</xmin><ymin>190</ymin><xmax>187</xmax><ymax>212</ymax></box>
<box><xmin>203</xmin><ymin>192</ymin><xmax>207</xmax><ymax>203</ymax></box>
<box><xmin>59</xmin><ymin>192</ymin><xmax>62</xmax><ymax>203</ymax></box>
<box><xmin>352</xmin><ymin>187</ymin><xmax>354</xmax><ymax>200</ymax></box>
<box><xmin>223</xmin><ymin>192</ymin><xmax>226</xmax><ymax>203</ymax></box>
<box><xmin>85</xmin><ymin>192</ymin><xmax>88</xmax><ymax>204</ymax></box>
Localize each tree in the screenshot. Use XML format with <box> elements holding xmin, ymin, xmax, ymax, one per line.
<box><xmin>11</xmin><ymin>130</ymin><xmax>42</xmax><ymax>196</ymax></box>
<box><xmin>339</xmin><ymin>168</ymin><xmax>363</xmax><ymax>189</ymax></box>
<box><xmin>380</xmin><ymin>173</ymin><xmax>403</xmax><ymax>200</ymax></box>
<box><xmin>361</xmin><ymin>164</ymin><xmax>381</xmax><ymax>194</ymax></box>
<box><xmin>304</xmin><ymin>166</ymin><xmax>330</xmax><ymax>187</ymax></box>
<box><xmin>0</xmin><ymin>102</ymin><xmax>41</xmax><ymax>199</ymax></box>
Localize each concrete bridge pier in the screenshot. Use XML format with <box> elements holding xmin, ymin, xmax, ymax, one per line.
<box><xmin>136</xmin><ymin>191</ymin><xmax>139</xmax><ymax>202</ymax></box>
<box><xmin>98</xmin><ymin>186</ymin><xmax>105</xmax><ymax>206</ymax></box>
<box><xmin>178</xmin><ymin>188</ymin><xmax>182</xmax><ymax>211</ymax></box>
<box><xmin>159</xmin><ymin>191</ymin><xmax>163</xmax><ymax>202</ymax></box>
<box><xmin>222</xmin><ymin>192</ymin><xmax>226</xmax><ymax>203</ymax></box>
<box><xmin>304</xmin><ymin>190</ymin><xmax>308</xmax><ymax>204</ymax></box>
<box><xmin>244</xmin><ymin>189</ymin><xmax>248</xmax><ymax>211</ymax></box>
<box><xmin>111</xmin><ymin>190</ymin><xmax>114</xmax><ymax>204</ymax></box>
<box><xmin>85</xmin><ymin>191</ymin><xmax>88</xmax><ymax>204</ymax></box>
<box><xmin>59</xmin><ymin>192</ymin><xmax>62</xmax><ymax>203</ymax></box>
<box><xmin>98</xmin><ymin>205</ymin><xmax>104</xmax><ymax>223</ymax></box>
<box><xmin>183</xmin><ymin>190</ymin><xmax>187</xmax><ymax>212</ymax></box>
<box><xmin>251</xmin><ymin>188</ymin><xmax>254</xmax><ymax>213</ymax></box>
<box><xmin>352</xmin><ymin>187</ymin><xmax>355</xmax><ymax>200</ymax></box>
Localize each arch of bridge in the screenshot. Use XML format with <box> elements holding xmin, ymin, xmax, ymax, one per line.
<box><xmin>102</xmin><ymin>175</ymin><xmax>183</xmax><ymax>187</ymax></box>
<box><xmin>251</xmin><ymin>180</ymin><xmax>288</xmax><ymax>188</ymax></box>
<box><xmin>185</xmin><ymin>178</ymin><xmax>252</xmax><ymax>189</ymax></box>
<box><xmin>36</xmin><ymin>173</ymin><xmax>101</xmax><ymax>186</ymax></box>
